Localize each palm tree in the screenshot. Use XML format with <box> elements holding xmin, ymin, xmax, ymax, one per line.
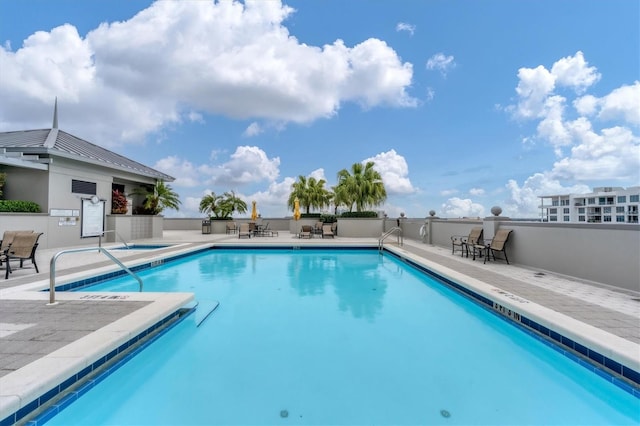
<box><xmin>287</xmin><ymin>176</ymin><xmax>333</xmax><ymax>214</ymax></box>
<box><xmin>218</xmin><ymin>191</ymin><xmax>248</xmax><ymax>218</ymax></box>
<box><xmin>199</xmin><ymin>192</ymin><xmax>222</xmax><ymax>217</ymax></box>
<box><xmin>200</xmin><ymin>191</ymin><xmax>248</xmax><ymax>218</ymax></box>
<box><xmin>133</xmin><ymin>180</ymin><xmax>181</xmax><ymax>215</ymax></box>
<box><xmin>307</xmin><ymin>177</ymin><xmax>333</xmax><ymax>213</ymax></box>
<box><xmin>335</xmin><ymin>161</ymin><xmax>386</xmax><ymax>212</ymax></box>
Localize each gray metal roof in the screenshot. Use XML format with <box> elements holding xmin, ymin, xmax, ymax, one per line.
<box><xmin>0</xmin><ymin>129</ymin><xmax>174</xmax><ymax>181</ymax></box>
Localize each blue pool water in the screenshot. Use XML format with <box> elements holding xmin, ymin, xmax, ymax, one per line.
<box><xmin>47</xmin><ymin>249</ymin><xmax>638</xmax><ymax>425</ymax></box>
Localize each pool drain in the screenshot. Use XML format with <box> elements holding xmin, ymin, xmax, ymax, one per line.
<box><xmin>280</xmin><ymin>409</ymin><xmax>289</xmax><ymax>418</ymax></box>
<box><xmin>440</xmin><ymin>409</ymin><xmax>451</xmax><ymax>418</ymax></box>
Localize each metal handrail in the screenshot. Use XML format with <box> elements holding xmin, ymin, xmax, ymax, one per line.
<box><xmin>99</xmin><ymin>230</ymin><xmax>129</xmax><ymax>249</ymax></box>
<box><xmin>378</xmin><ymin>226</ymin><xmax>403</xmax><ymax>252</ymax></box>
<box><xmin>48</xmin><ymin>246</ymin><xmax>143</xmax><ymax>305</ymax></box>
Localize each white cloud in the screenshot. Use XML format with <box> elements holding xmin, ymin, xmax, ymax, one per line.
<box><xmin>536</xmin><ymin>95</ymin><xmax>571</xmax><ymax>153</ymax></box>
<box><xmin>573</xmin><ymin>94</ymin><xmax>598</xmax><ymax>116</ymax></box>
<box><xmin>507</xmin><ymin>52</ymin><xmax>640</xmax><ymax>212</ymax></box>
<box><xmin>243</xmin><ymin>122</ymin><xmax>263</xmax><ymax>137</ymax></box>
<box><xmin>441</xmin><ymin>197</ymin><xmax>484</xmax><ymax>218</ymax></box>
<box><xmin>597</xmin><ymin>82</ymin><xmax>640</xmax><ymax>125</ymax></box>
<box><xmin>514</xmin><ymin>65</ymin><xmax>555</xmax><ymax>119</ymax></box>
<box><xmin>503</xmin><ymin>174</ymin><xmax>591</xmax><ymax>217</ymax></box>
<box><xmin>426</xmin><ymin>53</ymin><xmax>456</xmax><ymax>76</ymax></box>
<box><xmin>210</xmin><ymin>146</ymin><xmax>280</xmax><ymax>185</ymax></box>
<box><xmin>550</xmin><ymin>51</ymin><xmax>600</xmax><ymax>93</ymax></box>
<box><xmin>153</xmin><ymin>156</ymin><xmax>201</xmax><ymax>187</ymax></box>
<box><xmin>552</xmin><ymin>123</ymin><xmax>639</xmax><ymax>181</ymax></box>
<box><xmin>245</xmin><ymin>177</ymin><xmax>297</xmax><ymax>217</ymax></box>
<box><xmin>364</xmin><ymin>149</ymin><xmax>416</xmax><ymax>194</ymax></box>
<box><xmin>308</xmin><ymin>168</ymin><xmax>327</xmax><ymax>182</ymax></box>
<box><xmin>0</xmin><ymin>0</ymin><xmax>416</xmax><ymax>146</ymax></box>
<box><xmin>396</xmin><ymin>22</ymin><xmax>415</xmax><ymax>36</ymax></box>
<box><xmin>469</xmin><ymin>188</ymin><xmax>485</xmax><ymax>196</ymax></box>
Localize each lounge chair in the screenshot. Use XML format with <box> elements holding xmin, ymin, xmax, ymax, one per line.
<box><xmin>259</xmin><ymin>222</ymin><xmax>278</xmax><ymax>237</ymax></box>
<box><xmin>2</xmin><ymin>232</ymin><xmax>43</xmax><ymax>279</ymax></box>
<box><xmin>300</xmin><ymin>225</ymin><xmax>313</xmax><ymax>239</ymax></box>
<box><xmin>451</xmin><ymin>227</ymin><xmax>483</xmax><ymax>257</ymax></box>
<box><xmin>322</xmin><ymin>224</ymin><xmax>334</xmax><ymax>238</ymax></box>
<box><xmin>313</xmin><ymin>221</ymin><xmax>323</xmax><ymax>237</ymax></box>
<box><xmin>226</xmin><ymin>222</ymin><xmax>237</xmax><ymax>234</ymax></box>
<box><xmin>473</xmin><ymin>229</ymin><xmax>513</xmax><ymax>264</ymax></box>
<box><xmin>238</xmin><ymin>223</ymin><xmax>251</xmax><ymax>239</ymax></box>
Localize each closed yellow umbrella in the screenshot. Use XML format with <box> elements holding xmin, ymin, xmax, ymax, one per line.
<box><xmin>251</xmin><ymin>200</ymin><xmax>258</xmax><ymax>221</ymax></box>
<box><xmin>293</xmin><ymin>197</ymin><xmax>301</xmax><ymax>221</ymax></box>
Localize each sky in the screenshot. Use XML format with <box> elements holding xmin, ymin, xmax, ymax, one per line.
<box><xmin>0</xmin><ymin>0</ymin><xmax>638</xmax><ymax>219</ymax></box>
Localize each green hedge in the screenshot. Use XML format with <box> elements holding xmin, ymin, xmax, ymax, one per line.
<box><xmin>0</xmin><ymin>200</ymin><xmax>41</xmax><ymax>213</ymax></box>
<box><xmin>339</xmin><ymin>211</ymin><xmax>378</xmax><ymax>218</ymax></box>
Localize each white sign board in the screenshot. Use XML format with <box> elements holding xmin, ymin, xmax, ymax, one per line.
<box><xmin>81</xmin><ymin>198</ymin><xmax>105</xmax><ymax>238</ymax></box>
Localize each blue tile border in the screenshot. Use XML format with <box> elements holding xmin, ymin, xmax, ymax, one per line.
<box><xmin>1</xmin><ymin>307</ymin><xmax>195</xmax><ymax>426</ymax></box>
<box><xmin>382</xmin><ymin>247</ymin><xmax>640</xmax><ymax>398</ymax></box>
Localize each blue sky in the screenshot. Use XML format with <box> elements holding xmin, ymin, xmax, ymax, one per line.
<box><xmin>1</xmin><ymin>0</ymin><xmax>638</xmax><ymax>219</ymax></box>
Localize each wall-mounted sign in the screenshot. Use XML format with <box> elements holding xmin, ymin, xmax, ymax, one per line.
<box><xmin>81</xmin><ymin>197</ymin><xmax>105</xmax><ymax>238</ymax></box>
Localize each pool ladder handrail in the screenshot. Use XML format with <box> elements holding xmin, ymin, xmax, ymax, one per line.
<box><xmin>100</xmin><ymin>229</ymin><xmax>130</xmax><ymax>249</ymax></box>
<box><xmin>379</xmin><ymin>226</ymin><xmax>403</xmax><ymax>252</ymax></box>
<box><xmin>48</xmin><ymin>244</ymin><xmax>143</xmax><ymax>306</ymax></box>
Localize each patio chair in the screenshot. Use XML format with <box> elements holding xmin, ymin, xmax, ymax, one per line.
<box><xmin>473</xmin><ymin>229</ymin><xmax>513</xmax><ymax>264</ymax></box>
<box><xmin>313</xmin><ymin>221</ymin><xmax>323</xmax><ymax>237</ymax></box>
<box><xmin>238</xmin><ymin>223</ymin><xmax>251</xmax><ymax>239</ymax></box>
<box><xmin>3</xmin><ymin>232</ymin><xmax>43</xmax><ymax>279</ymax></box>
<box><xmin>300</xmin><ymin>225</ymin><xmax>313</xmax><ymax>239</ymax></box>
<box><xmin>0</xmin><ymin>230</ymin><xmax>33</xmax><ymax>252</ymax></box>
<box><xmin>322</xmin><ymin>224</ymin><xmax>334</xmax><ymax>238</ymax></box>
<box><xmin>226</xmin><ymin>222</ymin><xmax>237</xmax><ymax>234</ymax></box>
<box><xmin>451</xmin><ymin>227</ymin><xmax>483</xmax><ymax>257</ymax></box>
<box><xmin>0</xmin><ymin>230</ymin><xmax>34</xmax><ymax>268</ymax></box>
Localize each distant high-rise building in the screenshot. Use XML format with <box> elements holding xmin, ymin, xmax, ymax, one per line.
<box><xmin>538</xmin><ymin>187</ymin><xmax>639</xmax><ymax>224</ymax></box>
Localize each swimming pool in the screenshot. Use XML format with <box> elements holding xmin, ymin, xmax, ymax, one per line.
<box><xmin>41</xmin><ymin>249</ymin><xmax>640</xmax><ymax>424</ymax></box>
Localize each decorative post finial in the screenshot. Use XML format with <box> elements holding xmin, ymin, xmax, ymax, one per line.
<box><xmin>52</xmin><ymin>97</ymin><xmax>58</xmax><ymax>129</ymax></box>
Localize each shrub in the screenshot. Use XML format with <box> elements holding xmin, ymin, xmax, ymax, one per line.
<box><xmin>0</xmin><ymin>200</ymin><xmax>41</xmax><ymax>213</ymax></box>
<box><xmin>300</xmin><ymin>213</ymin><xmax>321</xmax><ymax>219</ymax></box>
<box><xmin>339</xmin><ymin>211</ymin><xmax>378</xmax><ymax>218</ymax></box>
<box><xmin>111</xmin><ymin>189</ymin><xmax>128</xmax><ymax>214</ymax></box>
<box><xmin>320</xmin><ymin>214</ymin><xmax>337</xmax><ymax>223</ymax></box>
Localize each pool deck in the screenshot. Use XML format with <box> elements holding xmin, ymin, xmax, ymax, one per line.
<box><xmin>1</xmin><ymin>230</ymin><xmax>639</xmax><ymax>422</ymax></box>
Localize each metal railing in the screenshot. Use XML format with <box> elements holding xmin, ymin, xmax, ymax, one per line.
<box><xmin>48</xmin><ymin>246</ymin><xmax>143</xmax><ymax>305</ymax></box>
<box><xmin>378</xmin><ymin>226</ymin><xmax>403</xmax><ymax>252</ymax></box>
<box><xmin>99</xmin><ymin>230</ymin><xmax>129</xmax><ymax>249</ymax></box>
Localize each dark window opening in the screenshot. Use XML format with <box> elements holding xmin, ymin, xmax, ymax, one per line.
<box><xmin>72</xmin><ymin>179</ymin><xmax>96</xmax><ymax>195</ymax></box>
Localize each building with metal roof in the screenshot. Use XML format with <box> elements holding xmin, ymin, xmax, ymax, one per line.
<box><xmin>0</xmin><ymin>101</ymin><xmax>175</xmax><ymax>248</ymax></box>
